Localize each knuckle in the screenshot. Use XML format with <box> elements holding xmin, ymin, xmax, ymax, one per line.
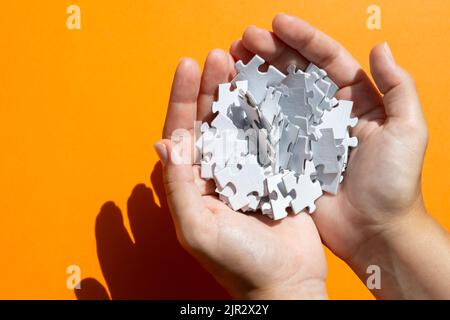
<box><xmin>300</xmin><ymin>26</ymin><xmax>316</xmax><ymax>48</ymax></box>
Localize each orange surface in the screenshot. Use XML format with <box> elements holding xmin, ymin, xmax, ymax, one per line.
<box><xmin>0</xmin><ymin>0</ymin><xmax>449</xmax><ymax>299</ymax></box>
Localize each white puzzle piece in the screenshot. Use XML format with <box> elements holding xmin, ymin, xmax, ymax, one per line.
<box><xmin>214</xmin><ymin>155</ymin><xmax>266</xmax><ymax>211</ymax></box>
<box><xmin>262</xmin><ymin>173</ymin><xmax>292</xmax><ymax>220</ymax></box>
<box><xmin>233</xmin><ymin>55</ymin><xmax>286</xmax><ymax>105</ymax></box>
<box><xmin>311</xmin><ymin>128</ymin><xmax>345</xmax><ymax>174</ymax></box>
<box><xmin>212</xmin><ymin>80</ymin><xmax>248</xmax><ymax>115</ymax></box>
<box><xmin>316</xmin><ymin>100</ymin><xmax>358</xmax><ymax>139</ymax></box>
<box><xmin>260</xmin><ymin>87</ymin><xmax>282</xmax><ymax>129</ymax></box>
<box><xmin>283</xmin><ymin>161</ymin><xmax>323</xmax><ymax>214</ymax></box>
<box><xmin>194</xmin><ymin>54</ymin><xmax>358</xmax><ymax>219</ymax></box>
<box><xmin>288</xmin><ymin>135</ymin><xmax>312</xmax><ymax>174</ymax></box>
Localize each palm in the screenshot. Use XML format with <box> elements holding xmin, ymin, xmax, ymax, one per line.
<box><xmin>228</xmin><ymin>15</ymin><xmax>427</xmax><ymax>260</ymax></box>
<box><xmin>314</xmin><ymin>93</ymin><xmax>399</xmax><ymax>258</ymax></box>
<box><xmin>318</xmin><ymin>107</ymin><xmax>425</xmax><ymax>256</ymax></box>
<box><xmin>197</xmin><ymin>191</ymin><xmax>325</xmax><ymax>297</ymax></box>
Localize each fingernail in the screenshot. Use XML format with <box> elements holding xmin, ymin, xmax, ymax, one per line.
<box><xmin>384</xmin><ymin>42</ymin><xmax>396</xmax><ymax>64</ymax></box>
<box><xmin>154</xmin><ymin>142</ymin><xmax>168</xmax><ymax>165</ymax></box>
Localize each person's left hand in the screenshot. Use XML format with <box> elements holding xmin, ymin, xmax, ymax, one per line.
<box><xmin>154</xmin><ymin>50</ymin><xmax>327</xmax><ymax>299</ymax></box>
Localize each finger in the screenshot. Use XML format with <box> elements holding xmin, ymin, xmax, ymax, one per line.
<box><xmin>227</xmin><ymin>53</ymin><xmax>237</xmax><ymax>78</ymax></box>
<box><xmin>229</xmin><ymin>40</ymin><xmax>254</xmax><ymax>65</ymax></box>
<box><xmin>240</xmin><ymin>23</ymin><xmax>381</xmax><ymax>119</ymax></box>
<box><xmin>272</xmin><ymin>13</ymin><xmax>364</xmax><ymax>87</ymax></box>
<box><xmin>154</xmin><ymin>139</ymin><xmax>209</xmax><ymax>232</ymax></box>
<box><xmin>241</xmin><ymin>26</ymin><xmax>309</xmax><ymax>71</ymax></box>
<box><xmin>335</xmin><ymin>79</ymin><xmax>384</xmax><ymax>119</ymax></box>
<box><xmin>197</xmin><ymin>49</ymin><xmax>235</xmax><ymax>122</ymax></box>
<box><xmin>369</xmin><ymin>43</ymin><xmax>424</xmax><ymax>122</ymax></box>
<box><xmin>163</xmin><ymin>58</ymin><xmax>200</xmax><ymax>139</ymax></box>
<box><xmin>193</xmin><ymin>165</ymin><xmax>217</xmax><ymax>195</ymax></box>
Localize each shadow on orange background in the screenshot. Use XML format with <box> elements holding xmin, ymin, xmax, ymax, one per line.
<box><xmin>75</xmin><ymin>162</ymin><xmax>229</xmax><ymax>299</ymax></box>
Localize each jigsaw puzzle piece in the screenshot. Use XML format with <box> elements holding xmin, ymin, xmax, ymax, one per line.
<box><xmin>279</xmin><ymin>87</ymin><xmax>312</xmax><ymax>120</ymax></box>
<box><xmin>259</xmin><ymin>87</ymin><xmax>282</xmax><ymax>129</ymax></box>
<box><xmin>315</xmin><ymin>133</ymin><xmax>356</xmax><ymax>194</ymax></box>
<box><xmin>201</xmin><ymin>127</ymin><xmax>248</xmax><ymax>179</ymax></box>
<box><xmin>233</xmin><ymin>55</ymin><xmax>286</xmax><ymax>105</ymax></box>
<box><xmin>211</xmin><ymin>113</ymin><xmax>237</xmax><ymax>131</ymax></box>
<box><xmin>283</xmin><ymin>161</ymin><xmax>323</xmax><ymax>214</ymax></box>
<box><xmin>278</xmin><ymin>119</ymin><xmax>300</xmax><ymax>170</ymax></box>
<box><xmin>294</xmin><ymin>116</ymin><xmax>321</xmax><ymax>141</ymax></box>
<box><xmin>261</xmin><ymin>173</ymin><xmax>292</xmax><ymax>220</ymax></box>
<box><xmin>282</xmin><ymin>64</ymin><xmax>308</xmax><ymax>89</ymax></box>
<box><xmin>337</xmin><ymin>133</ymin><xmax>358</xmax><ymax>169</ymax></box>
<box><xmin>306</xmin><ymin>72</ymin><xmax>326</xmax><ymax>115</ymax></box>
<box><xmin>214</xmin><ymin>155</ymin><xmax>266</xmax><ymax>211</ymax></box>
<box><xmin>212</xmin><ymin>80</ymin><xmax>248</xmax><ymax>115</ymax></box>
<box><xmin>239</xmin><ymin>90</ymin><xmax>262</xmax><ymax>130</ymax></box>
<box><xmin>194</xmin><ymin>122</ymin><xmax>210</xmax><ymax>164</ymax></box>
<box><xmin>311</xmin><ymin>128</ymin><xmax>345</xmax><ymax>174</ymax></box>
<box><xmin>242</xmin><ymin>193</ymin><xmax>261</xmax><ymax>212</ymax></box>
<box><xmin>306</xmin><ymin>63</ymin><xmax>339</xmax><ymax>98</ymax></box>
<box><xmin>257</xmin><ymin>129</ymin><xmax>271</xmax><ymax>167</ymax></box>
<box><xmin>228</xmin><ymin>105</ymin><xmax>248</xmax><ymax>129</ymax></box>
<box><xmin>316</xmin><ymin>100</ymin><xmax>358</xmax><ymax>139</ymax></box>
<box><xmin>315</xmin><ymin>163</ymin><xmax>343</xmax><ymax>195</ymax></box>
<box><xmin>288</xmin><ymin>135</ymin><xmax>312</xmax><ymax>174</ymax></box>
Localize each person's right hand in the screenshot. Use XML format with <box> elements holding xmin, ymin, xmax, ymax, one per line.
<box><xmin>231</xmin><ymin>13</ymin><xmax>450</xmax><ymax>299</ymax></box>
<box><xmin>231</xmin><ymin>12</ymin><xmax>427</xmax><ymax>261</ymax></box>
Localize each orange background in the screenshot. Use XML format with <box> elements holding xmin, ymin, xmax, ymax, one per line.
<box><xmin>0</xmin><ymin>0</ymin><xmax>449</xmax><ymax>299</ymax></box>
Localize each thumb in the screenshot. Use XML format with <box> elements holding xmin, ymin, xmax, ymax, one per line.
<box><xmin>153</xmin><ymin>138</ymin><xmax>208</xmax><ymax>235</ymax></box>
<box><xmin>369</xmin><ymin>43</ymin><xmax>424</xmax><ymax>123</ymax></box>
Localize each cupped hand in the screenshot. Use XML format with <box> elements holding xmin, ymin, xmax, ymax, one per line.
<box><xmin>230</xmin><ymin>13</ymin><xmax>428</xmax><ymax>262</ymax></box>
<box><xmin>154</xmin><ymin>50</ymin><xmax>327</xmax><ymax>299</ymax></box>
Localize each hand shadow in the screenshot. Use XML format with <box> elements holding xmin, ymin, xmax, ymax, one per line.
<box><xmin>75</xmin><ymin>162</ymin><xmax>229</xmax><ymax>299</ymax></box>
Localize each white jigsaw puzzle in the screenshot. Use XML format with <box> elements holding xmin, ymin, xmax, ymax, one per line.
<box><xmin>194</xmin><ymin>54</ymin><xmax>358</xmax><ymax>219</ymax></box>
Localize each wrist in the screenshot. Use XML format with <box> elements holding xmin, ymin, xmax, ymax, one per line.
<box><xmin>347</xmin><ymin>205</ymin><xmax>440</xmax><ymax>299</ymax></box>
<box><xmin>349</xmin><ymin>196</ymin><xmax>428</xmax><ymax>264</ymax></box>
<box><xmin>245</xmin><ymin>278</ymin><xmax>328</xmax><ymax>300</ymax></box>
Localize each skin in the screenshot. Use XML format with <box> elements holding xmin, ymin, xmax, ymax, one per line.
<box><xmin>155</xmin><ymin>13</ymin><xmax>450</xmax><ymax>299</ymax></box>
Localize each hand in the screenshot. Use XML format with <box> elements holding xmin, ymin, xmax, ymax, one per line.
<box><xmin>154</xmin><ymin>50</ymin><xmax>327</xmax><ymax>299</ymax></box>
<box><xmin>231</xmin><ymin>14</ymin><xmax>450</xmax><ymax>299</ymax></box>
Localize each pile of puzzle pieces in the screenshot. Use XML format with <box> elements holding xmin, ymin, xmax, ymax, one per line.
<box><xmin>195</xmin><ymin>54</ymin><xmax>358</xmax><ymax>220</ymax></box>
